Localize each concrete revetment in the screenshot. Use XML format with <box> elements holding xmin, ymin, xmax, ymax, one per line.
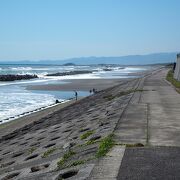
<box><xmin>174</xmin><ymin>53</ymin><xmax>180</xmax><ymax>81</ymax></box>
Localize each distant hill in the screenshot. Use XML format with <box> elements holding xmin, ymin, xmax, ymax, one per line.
<box><xmin>0</xmin><ymin>52</ymin><xmax>177</xmax><ymax>65</ymax></box>
<box><xmin>63</xmin><ymin>63</ymin><xmax>76</xmax><ymax>66</ymax></box>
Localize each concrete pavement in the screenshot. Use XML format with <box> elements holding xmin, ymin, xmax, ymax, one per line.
<box><xmin>118</xmin><ymin>147</ymin><xmax>180</xmax><ymax>180</ymax></box>
<box><xmin>117</xmin><ymin>68</ymin><xmax>180</xmax><ymax>179</ymax></box>
<box><xmin>141</xmin><ymin>69</ymin><xmax>180</xmax><ymax>146</ymax></box>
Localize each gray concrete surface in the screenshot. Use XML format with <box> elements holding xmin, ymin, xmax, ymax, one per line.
<box><xmin>89</xmin><ymin>146</ymin><xmax>125</xmax><ymax>180</ymax></box>
<box><xmin>117</xmin><ymin>68</ymin><xmax>180</xmax><ymax>179</ymax></box>
<box><xmin>174</xmin><ymin>53</ymin><xmax>180</xmax><ymax>81</ymax></box>
<box><xmin>115</xmin><ymin>68</ymin><xmax>180</xmax><ymax>146</ymax></box>
<box><xmin>118</xmin><ymin>147</ymin><xmax>180</xmax><ymax>180</ymax></box>
<box><xmin>140</xmin><ymin>69</ymin><xmax>180</xmax><ymax>146</ymax></box>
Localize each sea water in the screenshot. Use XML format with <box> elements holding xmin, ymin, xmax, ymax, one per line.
<box><xmin>0</xmin><ymin>64</ymin><xmax>150</xmax><ymax>123</ymax></box>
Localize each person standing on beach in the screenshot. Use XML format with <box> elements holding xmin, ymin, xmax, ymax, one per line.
<box><xmin>74</xmin><ymin>91</ymin><xmax>78</xmax><ymax>101</ymax></box>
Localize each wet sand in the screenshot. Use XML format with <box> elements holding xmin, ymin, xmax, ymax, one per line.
<box><xmin>26</xmin><ymin>78</ymin><xmax>131</xmax><ymax>91</ymax></box>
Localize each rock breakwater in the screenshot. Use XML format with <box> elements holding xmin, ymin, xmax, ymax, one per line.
<box><xmin>0</xmin><ymin>74</ymin><xmax>38</xmax><ymax>81</ymax></box>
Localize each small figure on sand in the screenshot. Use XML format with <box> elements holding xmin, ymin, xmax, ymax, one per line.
<box><xmin>89</xmin><ymin>88</ymin><xmax>97</xmax><ymax>94</ymax></box>
<box><xmin>92</xmin><ymin>88</ymin><xmax>96</xmax><ymax>94</ymax></box>
<box><xmin>55</xmin><ymin>99</ymin><xmax>60</xmax><ymax>104</ymax></box>
<box><xmin>173</xmin><ymin>62</ymin><xmax>176</xmax><ymax>72</ymax></box>
<box><xmin>74</xmin><ymin>91</ymin><xmax>78</xmax><ymax>101</ymax></box>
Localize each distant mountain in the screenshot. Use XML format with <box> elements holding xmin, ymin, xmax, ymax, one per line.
<box><xmin>0</xmin><ymin>52</ymin><xmax>177</xmax><ymax>65</ymax></box>
<box><xmin>63</xmin><ymin>63</ymin><xmax>76</xmax><ymax>66</ymax></box>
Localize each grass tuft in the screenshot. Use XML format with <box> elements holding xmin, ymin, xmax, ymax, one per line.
<box><xmin>86</xmin><ymin>139</ymin><xmax>97</xmax><ymax>145</ymax></box>
<box><xmin>166</xmin><ymin>70</ymin><xmax>180</xmax><ymax>88</ymax></box>
<box><xmin>103</xmin><ymin>94</ymin><xmax>115</xmax><ymax>101</ymax></box>
<box><xmin>96</xmin><ymin>134</ymin><xmax>114</xmax><ymax>158</ymax></box>
<box><xmin>80</xmin><ymin>130</ymin><xmax>94</xmax><ymax>140</ymax></box>
<box><xmin>28</xmin><ymin>147</ymin><xmax>36</xmax><ymax>154</ymax></box>
<box><xmin>57</xmin><ymin>150</ymin><xmax>76</xmax><ymax>168</ymax></box>
<box><xmin>117</xmin><ymin>89</ymin><xmax>147</xmax><ymax>96</ymax></box>
<box><xmin>70</xmin><ymin>160</ymin><xmax>85</xmax><ymax>167</ymax></box>
<box><xmin>42</xmin><ymin>147</ymin><xmax>57</xmax><ymax>158</ymax></box>
<box><xmin>103</xmin><ymin>89</ymin><xmax>147</xmax><ymax>101</ymax></box>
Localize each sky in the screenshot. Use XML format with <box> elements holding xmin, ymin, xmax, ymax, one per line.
<box><xmin>0</xmin><ymin>0</ymin><xmax>180</xmax><ymax>61</ymax></box>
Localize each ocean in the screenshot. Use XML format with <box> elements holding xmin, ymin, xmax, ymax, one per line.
<box><xmin>0</xmin><ymin>64</ymin><xmax>151</xmax><ymax>124</ymax></box>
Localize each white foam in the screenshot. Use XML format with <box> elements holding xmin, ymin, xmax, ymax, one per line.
<box><xmin>44</xmin><ymin>73</ymin><xmax>101</xmax><ymax>80</ymax></box>
<box><xmin>0</xmin><ymin>92</ymin><xmax>58</xmax><ymax>122</ymax></box>
<box><xmin>0</xmin><ymin>99</ymin><xmax>69</xmax><ymax>124</ymax></box>
<box><xmin>124</xmin><ymin>67</ymin><xmax>146</xmax><ymax>71</ymax></box>
<box><xmin>11</xmin><ymin>67</ymin><xmax>33</xmax><ymax>71</ymax></box>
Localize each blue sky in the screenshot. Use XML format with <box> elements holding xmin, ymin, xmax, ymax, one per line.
<box><xmin>0</xmin><ymin>0</ymin><xmax>180</xmax><ymax>61</ymax></box>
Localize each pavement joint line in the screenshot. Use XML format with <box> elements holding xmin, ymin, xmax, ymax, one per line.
<box><xmin>89</xmin><ymin>145</ymin><xmax>126</xmax><ymax>179</ymax></box>
<box><xmin>114</xmin><ymin>78</ymin><xmax>141</xmax><ymax>133</ymax></box>
<box><xmin>146</xmin><ymin>103</ymin><xmax>150</xmax><ymax>146</ymax></box>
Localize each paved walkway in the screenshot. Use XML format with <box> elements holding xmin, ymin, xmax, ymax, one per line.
<box><xmin>117</xmin><ymin>68</ymin><xmax>180</xmax><ymax>179</ymax></box>
<box><xmin>118</xmin><ymin>147</ymin><xmax>180</xmax><ymax>180</ymax></box>
<box><xmin>141</xmin><ymin>69</ymin><xmax>180</xmax><ymax>146</ymax></box>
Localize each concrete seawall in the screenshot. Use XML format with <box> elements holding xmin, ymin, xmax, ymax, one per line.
<box><xmin>174</xmin><ymin>53</ymin><xmax>180</xmax><ymax>81</ymax></box>
<box><xmin>1</xmin><ymin>68</ymin><xmax>180</xmax><ymax>179</ymax></box>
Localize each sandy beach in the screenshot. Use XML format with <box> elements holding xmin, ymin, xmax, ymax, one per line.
<box><xmin>26</xmin><ymin>68</ymin><xmax>153</xmax><ymax>92</ymax></box>
<box><xmin>26</xmin><ymin>78</ymin><xmax>131</xmax><ymax>91</ymax></box>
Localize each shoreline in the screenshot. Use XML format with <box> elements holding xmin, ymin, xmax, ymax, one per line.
<box><xmin>0</xmin><ymin>100</ymin><xmax>68</xmax><ymax>123</ymax></box>
<box><xmin>0</xmin><ymin>77</ymin><xmax>134</xmax><ymax>139</ymax></box>
<box><xmin>0</xmin><ymin>78</ymin><xmax>130</xmax><ymax>129</ymax></box>
<box><xmin>0</xmin><ymin>98</ymin><xmax>78</xmax><ymax>138</ymax></box>
<box><xmin>0</xmin><ymin>78</ymin><xmax>132</xmax><ymax>138</ymax></box>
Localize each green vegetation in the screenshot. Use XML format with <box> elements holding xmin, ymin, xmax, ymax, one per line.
<box><xmin>166</xmin><ymin>70</ymin><xmax>180</xmax><ymax>88</ymax></box>
<box><xmin>96</xmin><ymin>134</ymin><xmax>114</xmax><ymax>158</ymax></box>
<box><xmin>57</xmin><ymin>150</ymin><xmax>76</xmax><ymax>168</ymax></box>
<box><xmin>70</xmin><ymin>160</ymin><xmax>86</xmax><ymax>167</ymax></box>
<box><xmin>76</xmin><ymin>138</ymin><xmax>99</xmax><ymax>147</ymax></box>
<box><xmin>103</xmin><ymin>89</ymin><xmax>147</xmax><ymax>101</ymax></box>
<box><xmin>103</xmin><ymin>94</ymin><xmax>115</xmax><ymax>101</ymax></box>
<box><xmin>42</xmin><ymin>147</ymin><xmax>57</xmax><ymax>158</ymax></box>
<box><xmin>80</xmin><ymin>130</ymin><xmax>94</xmax><ymax>140</ymax></box>
<box><xmin>86</xmin><ymin>139</ymin><xmax>98</xmax><ymax>145</ymax></box>
<box><xmin>69</xmin><ymin>156</ymin><xmax>96</xmax><ymax>168</ymax></box>
<box><xmin>117</xmin><ymin>89</ymin><xmax>135</xmax><ymax>96</ymax></box>
<box><xmin>28</xmin><ymin>147</ymin><xmax>36</xmax><ymax>154</ymax></box>
<box><xmin>118</xmin><ymin>89</ymin><xmax>149</xmax><ymax>95</ymax></box>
